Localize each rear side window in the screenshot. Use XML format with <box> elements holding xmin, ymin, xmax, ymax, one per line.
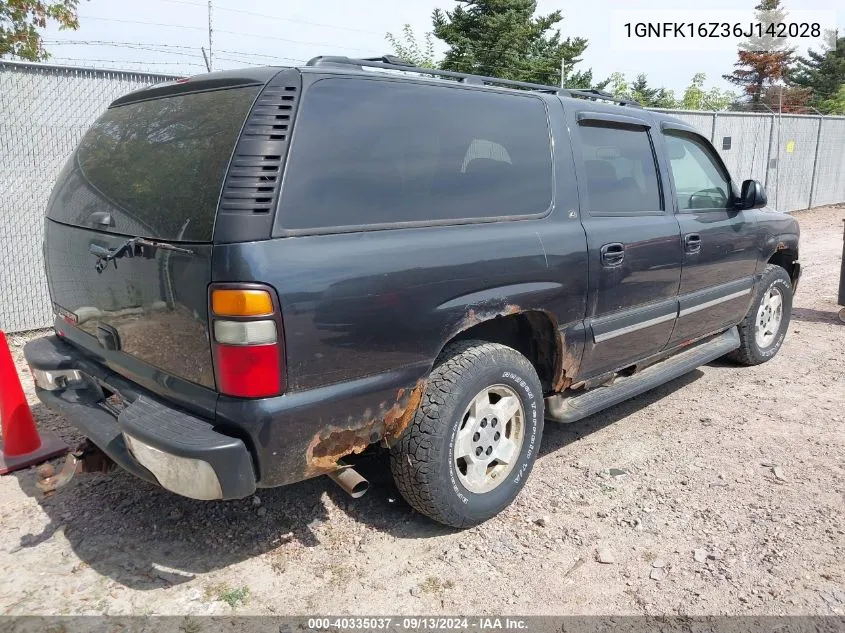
<box><xmin>276</xmin><ymin>78</ymin><xmax>553</xmax><ymax>231</ymax></box>
<box><xmin>578</xmin><ymin>124</ymin><xmax>662</xmax><ymax>215</ymax></box>
<box><xmin>49</xmin><ymin>86</ymin><xmax>260</xmax><ymax>242</ymax></box>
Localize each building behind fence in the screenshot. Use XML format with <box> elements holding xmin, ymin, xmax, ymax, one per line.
<box><xmin>2</xmin><ymin>59</ymin><xmax>845</xmax><ymax>332</ymax></box>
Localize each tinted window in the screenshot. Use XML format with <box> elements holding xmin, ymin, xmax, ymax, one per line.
<box><xmin>665</xmin><ymin>133</ymin><xmax>731</xmax><ymax>210</ymax></box>
<box><xmin>49</xmin><ymin>86</ymin><xmax>260</xmax><ymax>242</ymax></box>
<box><xmin>578</xmin><ymin>124</ymin><xmax>662</xmax><ymax>214</ymax></box>
<box><xmin>277</xmin><ymin>78</ymin><xmax>553</xmax><ymax>230</ymax></box>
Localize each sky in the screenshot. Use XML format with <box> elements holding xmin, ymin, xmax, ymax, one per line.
<box><xmin>37</xmin><ymin>0</ymin><xmax>844</xmax><ymax>95</ymax></box>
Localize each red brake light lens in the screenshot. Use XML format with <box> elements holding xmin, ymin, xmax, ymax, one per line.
<box><xmin>215</xmin><ymin>343</ymin><xmax>283</xmax><ymax>398</ymax></box>
<box><xmin>209</xmin><ymin>284</ymin><xmax>286</xmax><ymax>399</ymax></box>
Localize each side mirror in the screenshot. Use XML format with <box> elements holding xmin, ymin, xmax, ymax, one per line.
<box><xmin>739</xmin><ymin>179</ymin><xmax>767</xmax><ymax>210</ymax></box>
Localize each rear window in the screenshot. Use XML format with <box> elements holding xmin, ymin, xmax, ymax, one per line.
<box><xmin>276</xmin><ymin>78</ymin><xmax>553</xmax><ymax>231</ymax></box>
<box><xmin>49</xmin><ymin>86</ymin><xmax>260</xmax><ymax>242</ymax></box>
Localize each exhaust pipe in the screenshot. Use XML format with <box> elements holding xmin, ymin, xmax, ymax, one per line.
<box><xmin>327</xmin><ymin>461</ymin><xmax>369</xmax><ymax>498</ymax></box>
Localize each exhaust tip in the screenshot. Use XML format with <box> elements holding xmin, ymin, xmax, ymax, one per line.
<box><xmin>327</xmin><ymin>461</ymin><xmax>370</xmax><ymax>498</ymax></box>
<box><xmin>347</xmin><ymin>478</ymin><xmax>369</xmax><ymax>499</ymax></box>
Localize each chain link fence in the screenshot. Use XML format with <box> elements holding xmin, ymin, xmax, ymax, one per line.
<box><xmin>0</xmin><ymin>61</ymin><xmax>178</xmax><ymax>332</ymax></box>
<box><xmin>2</xmin><ymin>60</ymin><xmax>845</xmax><ymax>332</ymax></box>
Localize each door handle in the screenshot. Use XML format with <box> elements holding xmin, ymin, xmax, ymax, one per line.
<box><xmin>600</xmin><ymin>242</ymin><xmax>625</xmax><ymax>267</ymax></box>
<box><xmin>87</xmin><ymin>211</ymin><xmax>114</xmax><ymax>228</ymax></box>
<box><xmin>684</xmin><ymin>233</ymin><xmax>702</xmax><ymax>254</ymax></box>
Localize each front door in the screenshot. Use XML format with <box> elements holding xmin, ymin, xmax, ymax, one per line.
<box><xmin>570</xmin><ymin>111</ymin><xmax>683</xmax><ymax>380</ymax></box>
<box><xmin>660</xmin><ymin>129</ymin><xmax>759</xmax><ymax>345</ymax></box>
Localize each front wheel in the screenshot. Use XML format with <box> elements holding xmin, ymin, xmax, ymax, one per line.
<box><xmin>728</xmin><ymin>264</ymin><xmax>793</xmax><ymax>365</ymax></box>
<box><xmin>390</xmin><ymin>340</ymin><xmax>544</xmax><ymax>528</ymax></box>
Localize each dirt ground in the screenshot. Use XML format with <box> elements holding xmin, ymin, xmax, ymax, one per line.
<box><xmin>0</xmin><ymin>205</ymin><xmax>843</xmax><ymax>617</ymax></box>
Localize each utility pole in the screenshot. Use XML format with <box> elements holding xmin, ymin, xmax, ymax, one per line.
<box><xmin>207</xmin><ymin>0</ymin><xmax>213</xmax><ymax>72</ymax></box>
<box><xmin>560</xmin><ymin>58</ymin><xmax>566</xmax><ymax>88</ymax></box>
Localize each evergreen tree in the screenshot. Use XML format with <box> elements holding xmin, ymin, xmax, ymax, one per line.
<box><xmin>432</xmin><ymin>0</ymin><xmax>597</xmax><ymax>88</ymax></box>
<box><xmin>791</xmin><ymin>33</ymin><xmax>845</xmax><ymax>113</ymax></box>
<box><xmin>723</xmin><ymin>0</ymin><xmax>795</xmax><ymax>103</ymax></box>
<box><xmin>629</xmin><ymin>74</ymin><xmax>658</xmax><ymax>105</ymax></box>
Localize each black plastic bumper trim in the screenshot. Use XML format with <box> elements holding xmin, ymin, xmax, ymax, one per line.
<box><xmin>24</xmin><ymin>335</ymin><xmax>256</xmax><ymax>500</ymax></box>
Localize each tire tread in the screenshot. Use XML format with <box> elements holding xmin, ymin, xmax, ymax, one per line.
<box><xmin>390</xmin><ymin>340</ymin><xmax>537</xmax><ymax>527</ymax></box>
<box><xmin>727</xmin><ymin>264</ymin><xmax>792</xmax><ymax>365</ymax></box>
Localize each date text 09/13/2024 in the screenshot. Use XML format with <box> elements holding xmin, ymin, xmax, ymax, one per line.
<box><xmin>307</xmin><ymin>618</ymin><xmax>528</xmax><ymax>630</ymax></box>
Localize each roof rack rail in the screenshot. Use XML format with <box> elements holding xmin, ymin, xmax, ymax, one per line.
<box><xmin>304</xmin><ymin>55</ymin><xmax>643</xmax><ymax>108</ymax></box>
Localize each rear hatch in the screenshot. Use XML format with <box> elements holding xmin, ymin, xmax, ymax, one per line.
<box><xmin>43</xmin><ymin>73</ymin><xmax>273</xmax><ymax>413</ymax></box>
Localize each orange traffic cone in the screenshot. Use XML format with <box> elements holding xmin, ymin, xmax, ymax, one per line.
<box><xmin>0</xmin><ymin>332</ymin><xmax>68</xmax><ymax>475</ymax></box>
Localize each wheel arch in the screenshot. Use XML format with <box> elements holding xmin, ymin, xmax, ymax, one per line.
<box><xmin>434</xmin><ymin>308</ymin><xmax>579</xmax><ymax>396</ymax></box>
<box><xmin>764</xmin><ymin>235</ymin><xmax>800</xmax><ymax>287</ymax></box>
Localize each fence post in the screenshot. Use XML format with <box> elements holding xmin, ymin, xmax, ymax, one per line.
<box><xmin>763</xmin><ymin>113</ymin><xmax>776</xmax><ymax>193</ymax></box>
<box><xmin>807</xmin><ymin>115</ymin><xmax>824</xmax><ymax>210</ymax></box>
<box><xmin>711</xmin><ymin>111</ymin><xmax>717</xmax><ymax>143</ymax></box>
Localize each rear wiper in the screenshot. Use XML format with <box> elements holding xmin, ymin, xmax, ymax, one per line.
<box><xmin>89</xmin><ymin>237</ymin><xmax>194</xmax><ymax>274</ymax></box>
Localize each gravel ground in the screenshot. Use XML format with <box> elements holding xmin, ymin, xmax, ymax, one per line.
<box><xmin>0</xmin><ymin>205</ymin><xmax>843</xmax><ymax>617</ymax></box>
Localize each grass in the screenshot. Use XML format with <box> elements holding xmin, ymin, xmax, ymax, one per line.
<box><xmin>420</xmin><ymin>575</ymin><xmax>454</xmax><ymax>595</ymax></box>
<box><xmin>205</xmin><ymin>583</ymin><xmax>250</xmax><ymax>609</ymax></box>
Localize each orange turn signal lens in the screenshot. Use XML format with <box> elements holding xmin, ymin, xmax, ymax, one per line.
<box><xmin>211</xmin><ymin>289</ymin><xmax>273</xmax><ymax>317</ymax></box>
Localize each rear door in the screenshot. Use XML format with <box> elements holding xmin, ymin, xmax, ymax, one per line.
<box><xmin>658</xmin><ymin>126</ymin><xmax>758</xmax><ymax>345</ymax></box>
<box><xmin>568</xmin><ymin>108</ymin><xmax>683</xmax><ymax>380</ymax></box>
<box><xmin>43</xmin><ymin>79</ymin><xmax>265</xmax><ymax>414</ymax></box>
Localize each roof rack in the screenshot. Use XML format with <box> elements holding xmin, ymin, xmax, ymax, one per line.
<box><xmin>305</xmin><ymin>55</ymin><xmax>643</xmax><ymax>108</ymax></box>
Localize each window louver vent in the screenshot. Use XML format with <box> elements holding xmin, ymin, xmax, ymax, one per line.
<box><xmin>219</xmin><ymin>78</ymin><xmax>300</xmax><ymax>217</ymax></box>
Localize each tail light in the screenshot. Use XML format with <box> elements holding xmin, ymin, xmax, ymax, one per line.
<box><xmin>209</xmin><ymin>284</ymin><xmax>285</xmax><ymax>398</ymax></box>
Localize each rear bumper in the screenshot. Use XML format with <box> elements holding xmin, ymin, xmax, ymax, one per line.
<box><xmin>24</xmin><ymin>335</ymin><xmax>256</xmax><ymax>500</ymax></box>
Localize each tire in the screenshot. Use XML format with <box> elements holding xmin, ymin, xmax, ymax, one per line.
<box><xmin>728</xmin><ymin>264</ymin><xmax>793</xmax><ymax>365</ymax></box>
<box><xmin>390</xmin><ymin>340</ymin><xmax>544</xmax><ymax>528</ymax></box>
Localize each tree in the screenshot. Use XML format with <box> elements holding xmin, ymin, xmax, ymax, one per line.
<box><xmin>386</xmin><ymin>24</ymin><xmax>437</xmax><ymax>69</ymax></box>
<box><xmin>723</xmin><ymin>0</ymin><xmax>795</xmax><ymax>103</ymax></box>
<box><xmin>818</xmin><ymin>84</ymin><xmax>845</xmax><ymax>114</ymax></box>
<box><xmin>605</xmin><ymin>72</ymin><xmax>677</xmax><ymax>108</ymax></box>
<box><xmin>630</xmin><ymin>74</ymin><xmax>678</xmax><ymax>108</ymax></box>
<box><xmin>758</xmin><ymin>84</ymin><xmax>811</xmax><ymax>113</ymax></box>
<box><xmin>682</xmin><ymin>73</ymin><xmax>733</xmax><ymax>111</ymax></box>
<box><xmin>431</xmin><ymin>0</ymin><xmax>596</xmax><ymax>88</ymax></box>
<box><xmin>651</xmin><ymin>87</ymin><xmax>678</xmax><ymax>109</ymax></box>
<box><xmin>629</xmin><ymin>73</ymin><xmax>657</xmax><ymax>105</ymax></box>
<box><xmin>791</xmin><ymin>33</ymin><xmax>845</xmax><ymax>113</ymax></box>
<box><xmin>1</xmin><ymin>0</ymin><xmax>82</xmax><ymax>61</ymax></box>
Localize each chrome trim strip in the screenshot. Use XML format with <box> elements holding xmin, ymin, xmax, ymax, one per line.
<box><xmin>679</xmin><ymin>289</ymin><xmax>751</xmax><ymax>317</ymax></box>
<box><xmin>593</xmin><ymin>312</ymin><xmax>676</xmax><ymax>343</ymax></box>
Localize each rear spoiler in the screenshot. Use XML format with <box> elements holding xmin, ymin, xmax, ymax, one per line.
<box><xmin>110</xmin><ymin>67</ymin><xmax>283</xmax><ymax>108</ymax></box>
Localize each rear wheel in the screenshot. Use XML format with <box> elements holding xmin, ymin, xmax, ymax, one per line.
<box><xmin>728</xmin><ymin>264</ymin><xmax>793</xmax><ymax>365</ymax></box>
<box><xmin>390</xmin><ymin>341</ymin><xmax>543</xmax><ymax>528</ymax></box>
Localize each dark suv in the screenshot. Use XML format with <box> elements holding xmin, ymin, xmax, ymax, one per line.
<box><xmin>25</xmin><ymin>56</ymin><xmax>800</xmax><ymax>527</ymax></box>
